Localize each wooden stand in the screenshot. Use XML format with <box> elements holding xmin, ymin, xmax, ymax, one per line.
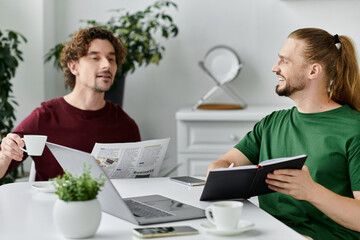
<box><xmin>197</xmin><ymin>103</ymin><xmax>245</xmax><ymax>110</ymax></box>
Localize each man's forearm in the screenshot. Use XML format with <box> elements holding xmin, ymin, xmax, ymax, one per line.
<box><xmin>207</xmin><ymin>149</ymin><xmax>252</xmax><ymax>176</ymax></box>
<box><xmin>0</xmin><ymin>152</ymin><xmax>12</xmax><ymax>178</ymax></box>
<box><xmin>267</xmin><ymin>166</ymin><xmax>360</xmax><ymax>232</ymax></box>
<box><xmin>206</xmin><ymin>159</ymin><xmax>231</xmax><ymax>176</ymax></box>
<box><xmin>309</xmin><ymin>183</ymin><xmax>360</xmax><ymax>232</ymax></box>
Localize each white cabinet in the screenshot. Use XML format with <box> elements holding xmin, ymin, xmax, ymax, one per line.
<box><xmin>176</xmin><ymin>106</ymin><xmax>285</xmax><ymax>176</ymax></box>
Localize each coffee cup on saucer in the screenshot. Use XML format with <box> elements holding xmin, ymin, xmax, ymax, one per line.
<box><xmin>205</xmin><ymin>200</ymin><xmax>243</xmax><ymax>231</ymax></box>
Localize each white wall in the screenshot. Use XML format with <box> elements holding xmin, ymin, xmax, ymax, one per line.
<box><xmin>0</xmin><ymin>0</ymin><xmax>45</xmax><ymax>124</ymax></box>
<box><xmin>0</xmin><ymin>0</ymin><xmax>46</xmax><ymax>170</ymax></box>
<box><xmin>2</xmin><ymin>0</ymin><xmax>360</xmax><ymax>173</ymax></box>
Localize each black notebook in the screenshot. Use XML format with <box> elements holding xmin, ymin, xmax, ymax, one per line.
<box><xmin>200</xmin><ymin>154</ymin><xmax>307</xmax><ymax>201</ymax></box>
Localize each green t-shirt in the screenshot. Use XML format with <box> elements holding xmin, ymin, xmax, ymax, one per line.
<box><xmin>235</xmin><ymin>105</ymin><xmax>360</xmax><ymax>240</ymax></box>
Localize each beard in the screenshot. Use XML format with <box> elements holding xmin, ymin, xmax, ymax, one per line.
<box><xmin>275</xmin><ymin>77</ymin><xmax>305</xmax><ymax>97</ymax></box>
<box><xmin>94</xmin><ymin>70</ymin><xmax>114</xmax><ymax>93</ymax></box>
<box><xmin>94</xmin><ymin>86</ymin><xmax>109</xmax><ymax>93</ymax></box>
<box><xmin>94</xmin><ymin>80</ymin><xmax>113</xmax><ymax>93</ymax></box>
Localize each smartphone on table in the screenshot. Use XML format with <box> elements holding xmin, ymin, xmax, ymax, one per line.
<box><xmin>133</xmin><ymin>226</ymin><xmax>199</xmax><ymax>238</ymax></box>
<box><xmin>170</xmin><ymin>176</ymin><xmax>206</xmax><ymax>186</ymax></box>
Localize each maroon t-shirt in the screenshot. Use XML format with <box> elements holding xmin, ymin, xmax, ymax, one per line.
<box><xmin>6</xmin><ymin>97</ymin><xmax>141</xmax><ymax>181</ymax></box>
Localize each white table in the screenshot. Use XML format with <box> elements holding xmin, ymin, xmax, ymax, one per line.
<box><xmin>0</xmin><ymin>178</ymin><xmax>305</xmax><ymax>240</ymax></box>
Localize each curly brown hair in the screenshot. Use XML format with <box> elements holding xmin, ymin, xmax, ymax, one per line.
<box><xmin>60</xmin><ymin>27</ymin><xmax>127</xmax><ymax>89</ymax></box>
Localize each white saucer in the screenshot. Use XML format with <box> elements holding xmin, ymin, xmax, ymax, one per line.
<box><xmin>200</xmin><ymin>220</ymin><xmax>254</xmax><ymax>236</ymax></box>
<box><xmin>31</xmin><ymin>181</ymin><xmax>56</xmax><ymax>193</ymax></box>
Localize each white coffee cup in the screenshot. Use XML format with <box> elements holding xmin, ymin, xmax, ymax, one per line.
<box><xmin>20</xmin><ymin>135</ymin><xmax>47</xmax><ymax>156</ymax></box>
<box><xmin>205</xmin><ymin>201</ymin><xmax>243</xmax><ymax>231</ymax></box>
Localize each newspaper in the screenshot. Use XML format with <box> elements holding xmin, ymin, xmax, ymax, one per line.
<box><xmin>91</xmin><ymin>138</ymin><xmax>170</xmax><ymax>178</ymax></box>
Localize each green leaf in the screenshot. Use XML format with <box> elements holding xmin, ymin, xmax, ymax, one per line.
<box><xmin>150</xmin><ymin>54</ymin><xmax>160</xmax><ymax>64</ymax></box>
<box><xmin>170</xmin><ymin>25</ymin><xmax>179</xmax><ymax>36</ymax></box>
<box><xmin>44</xmin><ymin>43</ymin><xmax>64</xmax><ymax>70</ymax></box>
<box><xmin>162</xmin><ymin>14</ymin><xmax>173</xmax><ymax>22</ymax></box>
<box><xmin>161</xmin><ymin>27</ymin><xmax>169</xmax><ymax>38</ymax></box>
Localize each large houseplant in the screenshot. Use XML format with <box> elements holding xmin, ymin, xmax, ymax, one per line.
<box><xmin>45</xmin><ymin>0</ymin><xmax>179</xmax><ymax>106</ymax></box>
<box><xmin>52</xmin><ymin>164</ymin><xmax>106</xmax><ymax>238</ymax></box>
<box><xmin>0</xmin><ymin>29</ymin><xmax>27</xmax><ymax>185</ymax></box>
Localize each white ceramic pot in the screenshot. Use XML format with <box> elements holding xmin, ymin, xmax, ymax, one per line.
<box><xmin>53</xmin><ymin>198</ymin><xmax>101</xmax><ymax>238</ymax></box>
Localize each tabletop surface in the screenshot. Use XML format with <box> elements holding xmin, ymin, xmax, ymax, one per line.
<box><xmin>0</xmin><ymin>178</ymin><xmax>305</xmax><ymax>240</ymax></box>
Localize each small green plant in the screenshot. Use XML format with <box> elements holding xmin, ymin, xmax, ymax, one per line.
<box><xmin>52</xmin><ymin>164</ymin><xmax>106</xmax><ymax>202</ymax></box>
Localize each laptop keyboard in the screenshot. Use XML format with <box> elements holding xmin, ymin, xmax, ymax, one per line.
<box><xmin>125</xmin><ymin>199</ymin><xmax>173</xmax><ymax>218</ymax></box>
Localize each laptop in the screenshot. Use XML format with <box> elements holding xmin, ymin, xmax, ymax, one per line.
<box><xmin>46</xmin><ymin>142</ymin><xmax>205</xmax><ymax>225</ymax></box>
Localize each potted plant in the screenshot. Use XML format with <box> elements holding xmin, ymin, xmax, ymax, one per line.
<box><xmin>45</xmin><ymin>0</ymin><xmax>179</xmax><ymax>106</ymax></box>
<box><xmin>0</xmin><ymin>29</ymin><xmax>27</xmax><ymax>185</ymax></box>
<box><xmin>52</xmin><ymin>164</ymin><xmax>106</xmax><ymax>239</ymax></box>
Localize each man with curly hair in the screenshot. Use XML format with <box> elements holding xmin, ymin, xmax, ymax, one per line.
<box><xmin>0</xmin><ymin>27</ymin><xmax>141</xmax><ymax>181</ymax></box>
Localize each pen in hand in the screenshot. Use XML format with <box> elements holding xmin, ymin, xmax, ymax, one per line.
<box><xmin>229</xmin><ymin>163</ymin><xmax>234</xmax><ymax>168</ymax></box>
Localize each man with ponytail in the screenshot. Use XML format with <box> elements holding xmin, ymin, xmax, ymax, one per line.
<box><xmin>208</xmin><ymin>28</ymin><xmax>360</xmax><ymax>240</ymax></box>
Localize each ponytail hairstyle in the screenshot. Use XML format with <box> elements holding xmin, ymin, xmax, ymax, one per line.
<box><xmin>289</xmin><ymin>28</ymin><xmax>360</xmax><ymax>112</ymax></box>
